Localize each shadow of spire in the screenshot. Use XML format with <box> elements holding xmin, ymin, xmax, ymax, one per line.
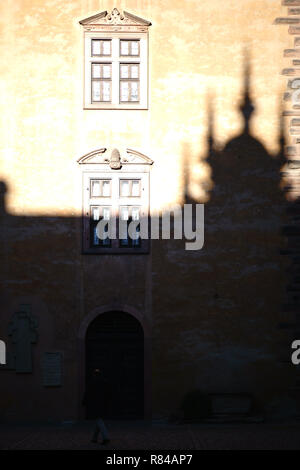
<box><xmin>240</xmin><ymin>49</ymin><xmax>254</xmax><ymax>135</ymax></box>
<box><xmin>181</xmin><ymin>142</ymin><xmax>192</xmax><ymax>205</ymax></box>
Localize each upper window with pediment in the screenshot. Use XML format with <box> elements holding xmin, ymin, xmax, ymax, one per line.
<box><xmin>79</xmin><ymin>8</ymin><xmax>151</xmax><ymax>110</ymax></box>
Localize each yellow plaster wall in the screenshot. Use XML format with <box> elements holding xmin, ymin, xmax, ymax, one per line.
<box><xmin>0</xmin><ymin>0</ymin><xmax>288</xmax><ymax>214</ymax></box>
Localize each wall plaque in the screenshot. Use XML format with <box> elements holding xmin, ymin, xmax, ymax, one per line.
<box><xmin>42</xmin><ymin>352</ymin><xmax>62</xmax><ymax>387</ymax></box>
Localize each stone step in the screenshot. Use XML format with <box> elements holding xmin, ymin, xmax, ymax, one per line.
<box><xmin>284</xmin><ymin>110</ymin><xmax>300</xmax><ymax>115</ymax></box>
<box><xmin>285</xmin><ymin>145</ymin><xmax>298</xmax><ymax>156</ymax></box>
<box><xmin>283</xmin><ymin>1</ymin><xmax>300</xmax><ymax>6</ymax></box>
<box><xmin>276</xmin><ymin>18</ymin><xmax>300</xmax><ymax>24</ymax></box>
<box><xmin>285</xmin><ymin>49</ymin><xmax>300</xmax><ymax>56</ymax></box>
<box><xmin>282</xmin><ymin>68</ymin><xmax>300</xmax><ymax>75</ymax></box>
<box><xmin>289</xmin><ymin>26</ymin><xmax>300</xmax><ymax>34</ymax></box>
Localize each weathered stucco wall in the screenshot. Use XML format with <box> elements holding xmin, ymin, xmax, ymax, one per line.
<box><xmin>0</xmin><ymin>0</ymin><xmax>297</xmax><ymax>421</ymax></box>
<box><xmin>0</xmin><ymin>0</ymin><xmax>288</xmax><ymax>213</ymax></box>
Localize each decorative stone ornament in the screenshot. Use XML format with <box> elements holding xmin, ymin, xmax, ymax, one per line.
<box><xmin>106</xmin><ymin>8</ymin><xmax>126</xmax><ymax>25</ymax></box>
<box><xmin>79</xmin><ymin>8</ymin><xmax>151</xmax><ymax>32</ymax></box>
<box><xmin>77</xmin><ymin>148</ymin><xmax>153</xmax><ymax>166</ymax></box>
<box><xmin>110</xmin><ymin>148</ymin><xmax>122</xmax><ymax>169</ymax></box>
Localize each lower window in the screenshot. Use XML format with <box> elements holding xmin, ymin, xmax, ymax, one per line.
<box><xmin>83</xmin><ymin>171</ymin><xmax>149</xmax><ymax>254</ymax></box>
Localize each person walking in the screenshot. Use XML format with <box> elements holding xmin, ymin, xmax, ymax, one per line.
<box><xmin>83</xmin><ymin>368</ymin><xmax>111</xmax><ymax>445</ymax></box>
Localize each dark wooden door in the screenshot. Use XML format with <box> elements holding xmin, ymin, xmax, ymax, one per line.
<box><xmin>85</xmin><ymin>311</ymin><xmax>144</xmax><ymax>419</ymax></box>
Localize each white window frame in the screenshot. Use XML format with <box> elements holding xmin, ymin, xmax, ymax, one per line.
<box><xmin>83</xmin><ymin>32</ymin><xmax>149</xmax><ymax>110</ymax></box>
<box><xmin>82</xmin><ymin>170</ymin><xmax>150</xmax><ymax>253</ymax></box>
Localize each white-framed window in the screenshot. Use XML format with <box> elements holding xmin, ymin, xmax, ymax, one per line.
<box><xmin>82</xmin><ymin>171</ymin><xmax>149</xmax><ymax>253</ymax></box>
<box><xmin>84</xmin><ymin>35</ymin><xmax>148</xmax><ymax>109</ymax></box>
<box><xmin>91</xmin><ymin>63</ymin><xmax>112</xmax><ymax>102</ymax></box>
<box><xmin>80</xmin><ymin>9</ymin><xmax>151</xmax><ymax>110</ymax></box>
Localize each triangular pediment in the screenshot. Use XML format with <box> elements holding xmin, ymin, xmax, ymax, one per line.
<box><xmin>79</xmin><ymin>8</ymin><xmax>151</xmax><ymax>28</ymax></box>
<box><xmin>77</xmin><ymin>148</ymin><xmax>153</xmax><ymax>166</ymax></box>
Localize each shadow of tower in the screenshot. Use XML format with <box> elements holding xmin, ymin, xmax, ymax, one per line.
<box><xmin>181</xmin><ymin>53</ymin><xmax>291</xmax><ymax>409</ymax></box>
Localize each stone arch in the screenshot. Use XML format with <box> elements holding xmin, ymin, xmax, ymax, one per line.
<box><xmin>78</xmin><ymin>304</ymin><xmax>151</xmax><ymax>419</ymax></box>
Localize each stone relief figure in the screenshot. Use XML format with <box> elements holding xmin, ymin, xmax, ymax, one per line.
<box><xmin>8</xmin><ymin>305</ymin><xmax>38</xmax><ymax>373</ymax></box>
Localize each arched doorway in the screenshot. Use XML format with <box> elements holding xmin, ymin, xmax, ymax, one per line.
<box><xmin>85</xmin><ymin>311</ymin><xmax>144</xmax><ymax>419</ymax></box>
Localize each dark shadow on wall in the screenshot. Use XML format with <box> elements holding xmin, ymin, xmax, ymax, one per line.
<box><xmin>0</xmin><ymin>56</ymin><xmax>299</xmax><ymax>422</ymax></box>
<box><xmin>158</xmin><ymin>56</ymin><xmax>300</xmax><ymax>421</ymax></box>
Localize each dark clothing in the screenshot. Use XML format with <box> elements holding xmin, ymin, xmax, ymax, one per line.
<box><xmin>83</xmin><ymin>374</ymin><xmax>111</xmax><ymax>416</ymax></box>
<box><xmin>83</xmin><ymin>373</ymin><xmax>111</xmax><ymax>443</ymax></box>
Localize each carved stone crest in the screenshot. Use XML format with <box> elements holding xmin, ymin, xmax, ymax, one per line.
<box><xmin>105</xmin><ymin>8</ymin><xmax>129</xmax><ymax>25</ymax></box>
<box><xmin>110</xmin><ymin>148</ymin><xmax>122</xmax><ymax>169</ymax></box>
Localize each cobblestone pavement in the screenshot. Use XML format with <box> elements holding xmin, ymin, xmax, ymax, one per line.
<box><xmin>0</xmin><ymin>421</ymin><xmax>300</xmax><ymax>450</ymax></box>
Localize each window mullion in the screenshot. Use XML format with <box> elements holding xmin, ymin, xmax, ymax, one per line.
<box><xmin>111</xmin><ymin>175</ymin><xmax>118</xmax><ymax>248</ymax></box>
<box><xmin>111</xmin><ymin>60</ymin><xmax>118</xmax><ymax>105</ymax></box>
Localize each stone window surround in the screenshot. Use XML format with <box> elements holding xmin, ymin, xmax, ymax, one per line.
<box><xmin>77</xmin><ymin>147</ymin><xmax>153</xmax><ymax>254</ymax></box>
<box><xmin>80</xmin><ymin>8</ymin><xmax>151</xmax><ymax>110</ymax></box>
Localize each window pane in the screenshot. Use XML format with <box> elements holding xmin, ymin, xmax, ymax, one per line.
<box><xmin>131</xmin><ymin>41</ymin><xmax>139</xmax><ymax>55</ymax></box>
<box><xmin>120</xmin><ymin>180</ymin><xmax>130</xmax><ymax>196</ymax></box>
<box><xmin>102</xmin><ymin>180</ymin><xmax>110</xmax><ymax>197</ymax></box>
<box><xmin>92</xmin><ymin>64</ymin><xmax>101</xmax><ymax>78</ymax></box>
<box><xmin>94</xmin><ymin>210</ymin><xmax>110</xmax><ymax>247</ymax></box>
<box><xmin>92</xmin><ymin>40</ymin><xmax>101</xmax><ymax>55</ymax></box>
<box><xmin>120</xmin><ymin>82</ymin><xmax>129</xmax><ymax>101</ymax></box>
<box><xmin>102</xmin><ymin>41</ymin><xmax>111</xmax><ymax>55</ymax></box>
<box><xmin>102</xmin><ymin>82</ymin><xmax>111</xmax><ymax>102</ymax></box>
<box><xmin>102</xmin><ymin>65</ymin><xmax>111</xmax><ymax>78</ymax></box>
<box><xmin>103</xmin><ymin>207</ymin><xmax>110</xmax><ymax>220</ymax></box>
<box><xmin>131</xmin><ymin>65</ymin><xmax>139</xmax><ymax>79</ymax></box>
<box><xmin>103</xmin><ymin>234</ymin><xmax>110</xmax><ymax>246</ymax></box>
<box><xmin>131</xmin><ymin>207</ymin><xmax>140</xmax><ymax>246</ymax></box>
<box><xmin>132</xmin><ymin>207</ymin><xmax>140</xmax><ymax>221</ymax></box>
<box><xmin>91</xmin><ymin>180</ymin><xmax>101</xmax><ymax>196</ymax></box>
<box><xmin>131</xmin><ymin>82</ymin><xmax>138</xmax><ymax>101</ymax></box>
<box><xmin>120</xmin><ymin>207</ymin><xmax>129</xmax><ymax>245</ymax></box>
<box><xmin>132</xmin><ymin>180</ymin><xmax>140</xmax><ymax>196</ymax></box>
<box><xmin>92</xmin><ymin>81</ymin><xmax>101</xmax><ymax>101</ymax></box>
<box><xmin>120</xmin><ymin>236</ymin><xmax>129</xmax><ymax>246</ymax></box>
<box><xmin>93</xmin><ymin>228</ymin><xmax>100</xmax><ymax>245</ymax></box>
<box><xmin>120</xmin><ymin>65</ymin><xmax>129</xmax><ymax>78</ymax></box>
<box><xmin>92</xmin><ymin>207</ymin><xmax>100</xmax><ymax>221</ymax></box>
<box><xmin>121</xmin><ymin>206</ymin><xmax>129</xmax><ymax>220</ymax></box>
<box><xmin>132</xmin><ymin>225</ymin><xmax>140</xmax><ymax>246</ymax></box>
<box><xmin>121</xmin><ymin>41</ymin><xmax>129</xmax><ymax>55</ymax></box>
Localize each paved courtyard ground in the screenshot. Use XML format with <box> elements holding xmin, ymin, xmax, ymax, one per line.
<box><xmin>0</xmin><ymin>421</ymin><xmax>300</xmax><ymax>450</ymax></box>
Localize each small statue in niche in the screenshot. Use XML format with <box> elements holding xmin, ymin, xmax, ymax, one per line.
<box><xmin>8</xmin><ymin>304</ymin><xmax>38</xmax><ymax>373</ymax></box>
<box><xmin>110</xmin><ymin>148</ymin><xmax>122</xmax><ymax>169</ymax></box>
